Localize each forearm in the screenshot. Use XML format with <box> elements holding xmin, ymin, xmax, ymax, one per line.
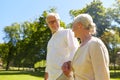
<box><xmin>44</xmin><ymin>72</ymin><xmax>48</xmax><ymax>80</ymax></box>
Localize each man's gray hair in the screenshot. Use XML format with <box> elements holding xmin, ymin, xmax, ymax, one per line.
<box><xmin>46</xmin><ymin>13</ymin><xmax>60</xmax><ymax>22</ymax></box>
<box><xmin>74</xmin><ymin>14</ymin><xmax>96</xmax><ymax>35</ymax></box>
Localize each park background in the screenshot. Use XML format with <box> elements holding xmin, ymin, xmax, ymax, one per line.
<box><xmin>0</xmin><ymin>0</ymin><xmax>120</xmax><ymax>80</ymax></box>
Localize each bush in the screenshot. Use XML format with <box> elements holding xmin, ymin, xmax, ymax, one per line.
<box><xmin>109</xmin><ymin>64</ymin><xmax>120</xmax><ymax>70</ymax></box>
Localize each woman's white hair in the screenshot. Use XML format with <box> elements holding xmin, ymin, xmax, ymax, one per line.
<box><xmin>46</xmin><ymin>13</ymin><xmax>60</xmax><ymax>22</ymax></box>
<box><xmin>74</xmin><ymin>13</ymin><xmax>96</xmax><ymax>35</ymax></box>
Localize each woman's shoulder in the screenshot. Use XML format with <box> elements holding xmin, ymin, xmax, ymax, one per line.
<box><xmin>89</xmin><ymin>37</ymin><xmax>105</xmax><ymax>47</ymax></box>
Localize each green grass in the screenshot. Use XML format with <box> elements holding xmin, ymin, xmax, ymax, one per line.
<box><xmin>110</xmin><ymin>70</ymin><xmax>120</xmax><ymax>80</ymax></box>
<box><xmin>0</xmin><ymin>69</ymin><xmax>120</xmax><ymax>80</ymax></box>
<box><xmin>0</xmin><ymin>70</ymin><xmax>44</xmax><ymax>80</ymax></box>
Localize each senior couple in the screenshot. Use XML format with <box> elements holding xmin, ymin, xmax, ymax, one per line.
<box><xmin>44</xmin><ymin>12</ymin><xmax>110</xmax><ymax>80</ymax></box>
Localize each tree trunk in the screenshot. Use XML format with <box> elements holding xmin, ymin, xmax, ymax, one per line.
<box><xmin>6</xmin><ymin>46</ymin><xmax>12</xmax><ymax>71</ymax></box>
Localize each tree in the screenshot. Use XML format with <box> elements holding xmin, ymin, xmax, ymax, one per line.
<box><xmin>0</xmin><ymin>43</ymin><xmax>9</xmax><ymax>68</ymax></box>
<box><xmin>101</xmin><ymin>27</ymin><xmax>120</xmax><ymax>72</ymax></box>
<box><xmin>2</xmin><ymin>8</ymin><xmax>66</xmax><ymax>70</ymax></box>
<box><xmin>69</xmin><ymin>0</ymin><xmax>111</xmax><ymax>37</ymax></box>
<box><xmin>104</xmin><ymin>0</ymin><xmax>120</xmax><ymax>72</ymax></box>
<box><xmin>112</xmin><ymin>0</ymin><xmax>120</xmax><ymax>24</ymax></box>
<box><xmin>4</xmin><ymin>23</ymin><xmax>20</xmax><ymax>70</ymax></box>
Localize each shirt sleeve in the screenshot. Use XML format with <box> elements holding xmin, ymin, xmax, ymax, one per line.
<box><xmin>45</xmin><ymin>54</ymin><xmax>48</xmax><ymax>72</ymax></box>
<box><xmin>89</xmin><ymin>40</ymin><xmax>110</xmax><ymax>80</ymax></box>
<box><xmin>66</xmin><ymin>29</ymin><xmax>79</xmax><ymax>61</ymax></box>
<box><xmin>45</xmin><ymin>66</ymin><xmax>48</xmax><ymax>72</ymax></box>
<box><xmin>45</xmin><ymin>43</ymin><xmax>49</xmax><ymax>73</ymax></box>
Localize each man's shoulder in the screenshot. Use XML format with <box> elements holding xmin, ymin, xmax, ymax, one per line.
<box><xmin>60</xmin><ymin>28</ymin><xmax>72</xmax><ymax>33</ymax></box>
<box><xmin>58</xmin><ymin>28</ymin><xmax>74</xmax><ymax>36</ymax></box>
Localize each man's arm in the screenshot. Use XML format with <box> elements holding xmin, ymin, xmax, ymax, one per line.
<box><xmin>44</xmin><ymin>72</ymin><xmax>48</xmax><ymax>80</ymax></box>
<box><xmin>67</xmin><ymin>30</ymin><xmax>79</xmax><ymax>61</ymax></box>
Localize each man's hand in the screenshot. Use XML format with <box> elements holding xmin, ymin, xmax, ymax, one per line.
<box><xmin>62</xmin><ymin>61</ymin><xmax>72</xmax><ymax>77</ymax></box>
<box><xmin>44</xmin><ymin>72</ymin><xmax>48</xmax><ymax>80</ymax></box>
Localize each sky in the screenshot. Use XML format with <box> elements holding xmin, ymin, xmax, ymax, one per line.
<box><xmin>0</xmin><ymin>0</ymin><xmax>115</xmax><ymax>43</ymax></box>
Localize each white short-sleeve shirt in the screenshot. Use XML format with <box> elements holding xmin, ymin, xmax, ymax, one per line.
<box><xmin>45</xmin><ymin>27</ymin><xmax>79</xmax><ymax>80</ymax></box>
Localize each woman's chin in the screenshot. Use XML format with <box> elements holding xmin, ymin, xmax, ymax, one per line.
<box><xmin>74</xmin><ymin>34</ymin><xmax>77</xmax><ymax>37</ymax></box>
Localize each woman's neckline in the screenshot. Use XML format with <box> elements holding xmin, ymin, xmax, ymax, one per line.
<box><xmin>80</xmin><ymin>36</ymin><xmax>92</xmax><ymax>47</ymax></box>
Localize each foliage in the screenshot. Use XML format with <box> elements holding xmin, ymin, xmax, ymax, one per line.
<box><xmin>0</xmin><ymin>1</ymin><xmax>120</xmax><ymax>73</ymax></box>
<box><xmin>101</xmin><ymin>27</ymin><xmax>120</xmax><ymax>72</ymax></box>
<box><xmin>69</xmin><ymin>0</ymin><xmax>111</xmax><ymax>37</ymax></box>
<box><xmin>109</xmin><ymin>0</ymin><xmax>120</xmax><ymax>25</ymax></box>
<box><xmin>100</xmin><ymin>0</ymin><xmax>120</xmax><ymax>68</ymax></box>
<box><xmin>34</xmin><ymin>60</ymin><xmax>46</xmax><ymax>68</ymax></box>
<box><xmin>0</xmin><ymin>8</ymin><xmax>66</xmax><ymax>70</ymax></box>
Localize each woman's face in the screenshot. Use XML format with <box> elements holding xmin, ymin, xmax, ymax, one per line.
<box><xmin>72</xmin><ymin>22</ymin><xmax>81</xmax><ymax>38</ymax></box>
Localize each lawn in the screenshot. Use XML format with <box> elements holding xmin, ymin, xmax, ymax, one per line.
<box><xmin>0</xmin><ymin>70</ymin><xmax>44</xmax><ymax>80</ymax></box>
<box><xmin>110</xmin><ymin>70</ymin><xmax>120</xmax><ymax>80</ymax></box>
<box><xmin>0</xmin><ymin>70</ymin><xmax>120</xmax><ymax>80</ymax></box>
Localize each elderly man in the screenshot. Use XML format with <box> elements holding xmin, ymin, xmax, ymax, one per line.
<box><xmin>44</xmin><ymin>13</ymin><xmax>79</xmax><ymax>80</ymax></box>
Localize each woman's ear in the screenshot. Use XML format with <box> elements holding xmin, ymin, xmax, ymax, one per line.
<box><xmin>78</xmin><ymin>23</ymin><xmax>82</xmax><ymax>29</ymax></box>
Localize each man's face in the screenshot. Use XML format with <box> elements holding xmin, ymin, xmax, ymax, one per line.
<box><xmin>46</xmin><ymin>16</ymin><xmax>60</xmax><ymax>33</ymax></box>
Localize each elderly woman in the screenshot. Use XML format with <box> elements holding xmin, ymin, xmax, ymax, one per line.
<box><xmin>62</xmin><ymin>14</ymin><xmax>110</xmax><ymax>80</ymax></box>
